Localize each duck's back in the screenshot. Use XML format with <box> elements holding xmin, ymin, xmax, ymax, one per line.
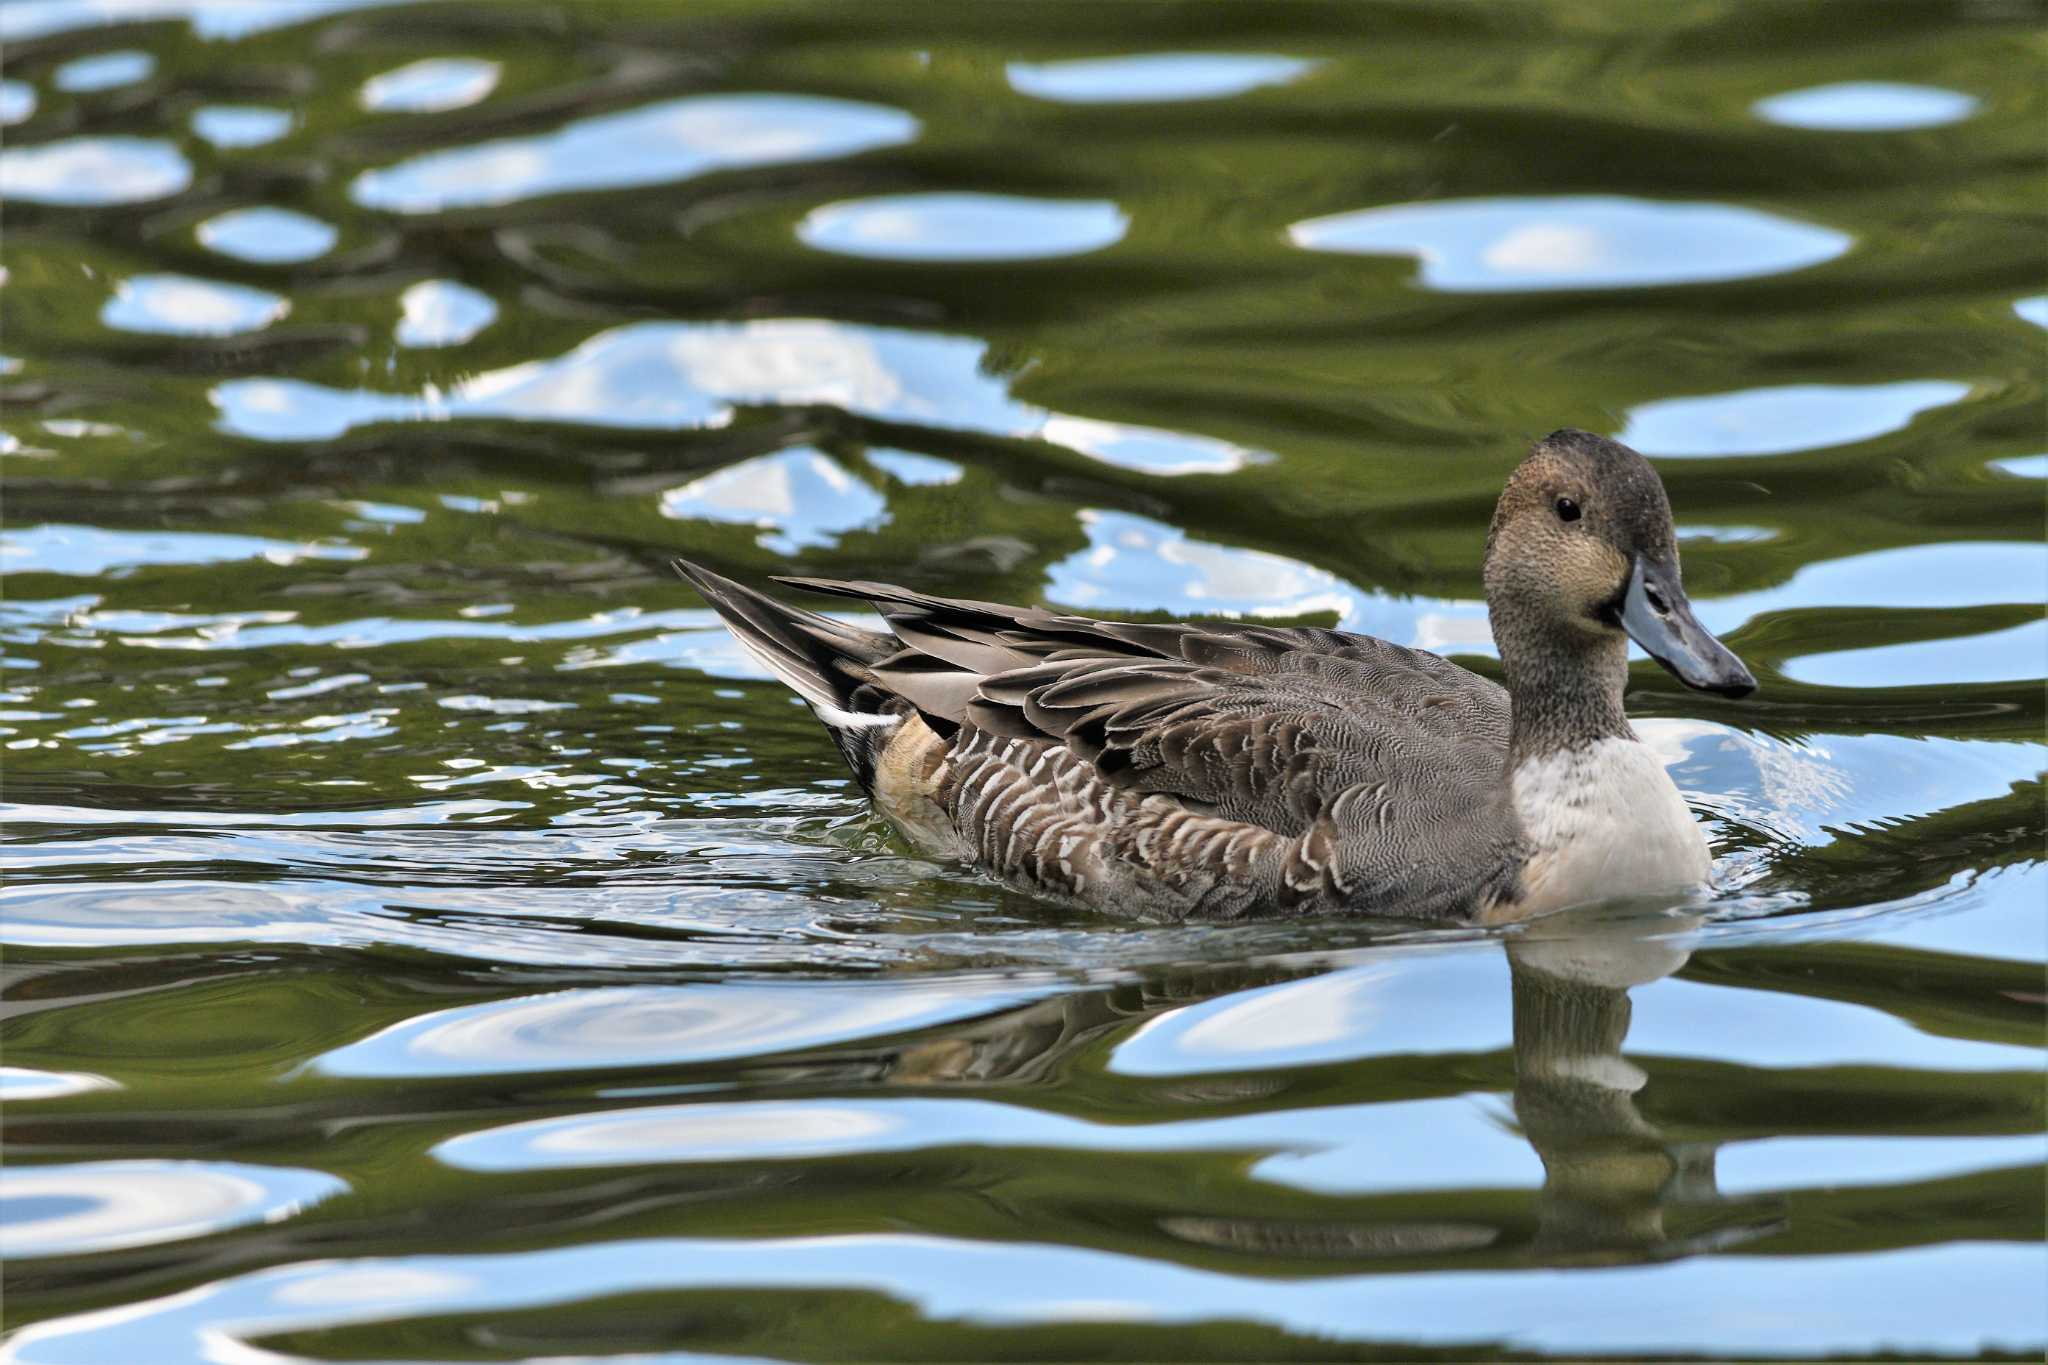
<box><xmin>712</xmin><ymin>567</ymin><xmax>1524</xmax><ymax>921</ymax></box>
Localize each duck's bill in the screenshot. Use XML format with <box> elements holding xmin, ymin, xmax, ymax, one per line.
<box><xmin>1616</xmin><ymin>556</ymin><xmax>1757</xmax><ymax>699</ymax></box>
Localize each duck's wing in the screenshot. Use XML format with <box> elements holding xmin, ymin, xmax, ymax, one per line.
<box><xmin>776</xmin><ymin>576</ymin><xmax>1511</xmax><ymax>841</ymax></box>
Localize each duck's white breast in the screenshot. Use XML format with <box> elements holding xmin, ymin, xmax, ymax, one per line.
<box><xmin>1506</xmin><ymin>736</ymin><xmax>1711</xmax><ymax>917</ymax></box>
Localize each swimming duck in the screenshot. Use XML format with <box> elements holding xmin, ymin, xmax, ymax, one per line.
<box><xmin>675</xmin><ymin>428</ymin><xmax>1754</xmax><ymax>922</ymax></box>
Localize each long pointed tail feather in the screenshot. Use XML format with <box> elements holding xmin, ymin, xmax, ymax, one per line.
<box><xmin>672</xmin><ymin>558</ymin><xmax>903</xmax><ymax>788</ymax></box>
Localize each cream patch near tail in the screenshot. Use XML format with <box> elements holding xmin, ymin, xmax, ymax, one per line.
<box><xmin>871</xmin><ymin>712</ymin><xmax>968</xmax><ymax>857</ymax></box>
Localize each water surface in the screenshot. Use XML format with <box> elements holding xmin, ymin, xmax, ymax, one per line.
<box><xmin>1</xmin><ymin>2</ymin><xmax>2042</xmax><ymax>1361</ymax></box>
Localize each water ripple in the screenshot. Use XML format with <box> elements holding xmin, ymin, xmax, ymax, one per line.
<box><xmin>2</xmin><ymin>524</ymin><xmax>362</xmax><ymax>576</ymax></box>
<box><xmin>314</xmin><ymin>977</ymin><xmax>1068</xmax><ymax>1078</ymax></box>
<box><xmin>0</xmin><ymin>8</ymin><xmax>2039</xmax><ymax>1357</ymax></box>
<box><xmin>434</xmin><ymin>1093</ymin><xmax>1540</xmax><ymax>1195</ymax></box>
<box><xmin>3</xmin><ymin>1236</ymin><xmax>2035</xmax><ymax>1363</ymax></box>
<box><xmin>0</xmin><ymin>1160</ymin><xmax>344</xmax><ymax>1258</ymax></box>
<box><xmin>1112</xmin><ymin>952</ymin><xmax>1519</xmax><ymax>1076</ymax></box>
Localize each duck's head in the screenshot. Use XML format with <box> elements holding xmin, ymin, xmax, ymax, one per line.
<box><xmin>1484</xmin><ymin>428</ymin><xmax>1755</xmax><ymax>699</ymax></box>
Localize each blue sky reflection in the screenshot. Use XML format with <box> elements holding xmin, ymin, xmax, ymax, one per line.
<box><xmin>0</xmin><ymin>80</ymin><xmax>35</xmax><ymax>126</ymax></box>
<box><xmin>1289</xmin><ymin>196</ymin><xmax>1850</xmax><ymax>291</ymax></box>
<box><xmin>101</xmin><ymin>274</ymin><xmax>289</xmax><ymax>336</ymax></box>
<box><xmin>660</xmin><ymin>448</ymin><xmax>889</xmax><ymax>553</ymax></box>
<box><xmin>313</xmin><ymin>977</ymin><xmax>1066</xmax><ymax>1078</ymax></box>
<box><xmin>1617</xmin><ymin>380</ymin><xmax>1969</xmax><ymax>457</ymax></box>
<box><xmin>799</xmin><ymin>193</ymin><xmax>1128</xmax><ymax>262</ymax></box>
<box><xmin>195</xmin><ymin>207</ymin><xmax>338</xmax><ymax>264</ymax></box>
<box><xmin>360</xmin><ymin>56</ymin><xmax>499</xmax><ymax>113</ymax></box>
<box><xmin>191</xmin><ymin>105</ymin><xmax>292</xmax><ymax>147</ymax></box>
<box><xmin>352</xmin><ymin>93</ymin><xmax>917</xmax><ymax>213</ymax></box>
<box><xmin>52</xmin><ymin>50</ymin><xmax>154</xmax><ymax>92</ymax></box>
<box><xmin>3</xmin><ymin>525</ymin><xmax>362</xmax><ymax>577</ymax></box>
<box><xmin>7</xmin><ymin>1234</ymin><xmax>2035</xmax><ymax>1362</ymax></box>
<box><xmin>1007</xmin><ymin>53</ymin><xmax>1314</xmax><ymax>103</ymax></box>
<box><xmin>1753</xmin><ymin>82</ymin><xmax>1979</xmax><ymax>131</ymax></box>
<box><xmin>0</xmin><ymin>1160</ymin><xmax>344</xmax><ymax>1257</ymax></box>
<box><xmin>395</xmin><ymin>279</ymin><xmax>496</xmax><ymax>348</ymax></box>
<box><xmin>0</xmin><ymin>138</ymin><xmax>190</xmax><ymax>205</ymax></box>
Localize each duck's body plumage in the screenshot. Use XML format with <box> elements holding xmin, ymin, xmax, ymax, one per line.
<box><xmin>677</xmin><ymin>428</ymin><xmax>1754</xmax><ymax>923</ymax></box>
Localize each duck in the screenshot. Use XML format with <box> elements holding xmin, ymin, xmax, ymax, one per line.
<box><xmin>674</xmin><ymin>428</ymin><xmax>1755</xmax><ymax>923</ymax></box>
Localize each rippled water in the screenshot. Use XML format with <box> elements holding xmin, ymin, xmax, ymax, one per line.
<box><xmin>2</xmin><ymin>2</ymin><xmax>2043</xmax><ymax>1360</ymax></box>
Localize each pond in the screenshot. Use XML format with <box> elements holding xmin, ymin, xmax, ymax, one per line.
<box><xmin>1</xmin><ymin>2</ymin><xmax>2042</xmax><ymax>1360</ymax></box>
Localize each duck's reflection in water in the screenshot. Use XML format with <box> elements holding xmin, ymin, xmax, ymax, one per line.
<box><xmin>880</xmin><ymin>908</ymin><xmax>1784</xmax><ymax>1268</ymax></box>
<box><xmin>1509</xmin><ymin>910</ymin><xmax>1782</xmax><ymax>1262</ymax></box>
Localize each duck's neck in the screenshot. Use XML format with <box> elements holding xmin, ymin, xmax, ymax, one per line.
<box><xmin>1497</xmin><ymin>624</ymin><xmax>1634</xmax><ymax>770</ymax></box>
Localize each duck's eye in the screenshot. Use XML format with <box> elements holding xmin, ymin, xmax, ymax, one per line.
<box><xmin>1554</xmin><ymin>496</ymin><xmax>1582</xmax><ymax>523</ymax></box>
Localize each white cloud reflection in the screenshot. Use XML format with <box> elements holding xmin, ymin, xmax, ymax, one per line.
<box><xmin>0</xmin><ymin>1066</ymin><xmax>116</xmax><ymax>1101</ymax></box>
<box><xmin>313</xmin><ymin>977</ymin><xmax>1063</xmax><ymax>1077</ymax></box>
<box><xmin>101</xmin><ymin>274</ymin><xmax>289</xmax><ymax>336</ymax></box>
<box><xmin>1289</xmin><ymin>196</ymin><xmax>1850</xmax><ymax>292</ymax></box>
<box><xmin>1007</xmin><ymin>52</ymin><xmax>1315</xmax><ymax>104</ymax></box>
<box><xmin>660</xmin><ymin>448</ymin><xmax>889</xmax><ymax>553</ymax></box>
<box><xmin>0</xmin><ymin>137</ymin><xmax>191</xmax><ymax>205</ymax></box>
<box><xmin>1753</xmin><ymin>82</ymin><xmax>1979</xmax><ymax>132</ymax></box>
<box><xmin>866</xmin><ymin>449</ymin><xmax>963</xmax><ymax>485</ymax></box>
<box><xmin>211</xmin><ymin>318</ymin><xmax>1270</xmax><ymax>475</ymax></box>
<box><xmin>798</xmin><ymin>192</ymin><xmax>1128</xmax><ymax>262</ymax></box>
<box><xmin>395</xmin><ymin>279</ymin><xmax>496</xmax><ymax>348</ymax></box>
<box><xmin>191</xmin><ymin>104</ymin><xmax>292</xmax><ymax>148</ymax></box>
<box><xmin>1113</xmin><ymin>953</ymin><xmax>1512</xmax><ymax>1075</ymax></box>
<box><xmin>1616</xmin><ymin>380</ymin><xmax>1970</xmax><ymax>458</ymax></box>
<box><xmin>0</xmin><ymin>0</ymin><xmax>409</xmax><ymax>41</ymax></box>
<box><xmin>0</xmin><ymin>80</ymin><xmax>36</xmax><ymax>126</ymax></box>
<box><xmin>360</xmin><ymin>56</ymin><xmax>500</xmax><ymax>113</ymax></box>
<box><xmin>2</xmin><ymin>524</ymin><xmax>362</xmax><ymax>577</ymax></box>
<box><xmin>352</xmin><ymin>93</ymin><xmax>918</xmax><ymax>213</ymax></box>
<box><xmin>5</xmin><ymin>1232</ymin><xmax>2039</xmax><ymax>1362</ymax></box>
<box><xmin>432</xmin><ymin>1092</ymin><xmax>1535</xmax><ymax>1196</ymax></box>
<box><xmin>8</xmin><ymin>1227</ymin><xmax>2039</xmax><ymax>1365</ymax></box>
<box><xmin>1048</xmin><ymin>509</ymin><xmax>1357</xmax><ymax>620</ymax></box>
<box><xmin>196</xmin><ymin>207</ymin><xmax>338</xmax><ymax>264</ymax></box>
<box><xmin>0</xmin><ymin>1160</ymin><xmax>344</xmax><ymax>1257</ymax></box>
<box><xmin>52</xmin><ymin>49</ymin><xmax>154</xmax><ymax>92</ymax></box>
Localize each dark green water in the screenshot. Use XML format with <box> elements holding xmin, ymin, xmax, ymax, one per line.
<box><xmin>1</xmin><ymin>2</ymin><xmax>2043</xmax><ymax>1360</ymax></box>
